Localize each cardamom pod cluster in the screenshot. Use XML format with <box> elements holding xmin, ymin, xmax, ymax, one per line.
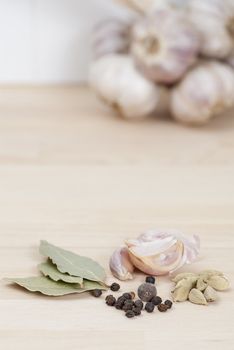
<box><xmin>171</xmin><ymin>270</ymin><xmax>230</xmax><ymax>305</ymax></box>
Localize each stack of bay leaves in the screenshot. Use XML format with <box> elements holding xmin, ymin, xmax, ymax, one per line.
<box><xmin>5</xmin><ymin>241</ymin><xmax>108</xmax><ymax>296</ymax></box>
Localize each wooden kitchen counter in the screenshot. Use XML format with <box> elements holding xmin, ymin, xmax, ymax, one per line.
<box><xmin>0</xmin><ymin>86</ymin><xmax>233</xmax><ymax>349</ymax></box>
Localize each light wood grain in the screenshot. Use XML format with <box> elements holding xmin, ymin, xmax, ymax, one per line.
<box><xmin>0</xmin><ymin>86</ymin><xmax>234</xmax><ymax>350</ymax></box>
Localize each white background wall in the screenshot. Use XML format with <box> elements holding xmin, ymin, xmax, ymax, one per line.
<box><xmin>0</xmin><ymin>0</ymin><xmax>128</xmax><ymax>84</ymax></box>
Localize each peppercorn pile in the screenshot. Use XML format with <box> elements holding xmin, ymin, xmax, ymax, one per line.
<box><xmin>101</xmin><ymin>276</ymin><xmax>173</xmax><ymax>319</ymax></box>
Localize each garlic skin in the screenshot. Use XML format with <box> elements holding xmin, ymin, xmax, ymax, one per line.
<box><xmin>188</xmin><ymin>0</ymin><xmax>234</xmax><ymax>59</ymax></box>
<box><xmin>92</xmin><ymin>18</ymin><xmax>132</xmax><ymax>59</ymax></box>
<box><xmin>171</xmin><ymin>61</ymin><xmax>234</xmax><ymax>125</ymax></box>
<box><xmin>89</xmin><ymin>54</ymin><xmax>159</xmax><ymax>119</ymax></box>
<box><xmin>109</xmin><ymin>247</ymin><xmax>134</xmax><ymax>281</ymax></box>
<box><xmin>131</xmin><ymin>9</ymin><xmax>200</xmax><ymax>84</ymax></box>
<box><xmin>125</xmin><ymin>229</ymin><xmax>200</xmax><ymax>276</ymax></box>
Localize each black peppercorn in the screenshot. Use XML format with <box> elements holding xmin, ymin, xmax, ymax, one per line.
<box><xmin>134</xmin><ymin>299</ymin><xmax>144</xmax><ymax>310</ymax></box>
<box><xmin>110</xmin><ymin>282</ymin><xmax>120</xmax><ymax>292</ymax></box>
<box><xmin>105</xmin><ymin>295</ymin><xmax>116</xmax><ymax>306</ymax></box>
<box><xmin>158</xmin><ymin>303</ymin><xmax>168</xmax><ymax>312</ymax></box>
<box><xmin>122</xmin><ymin>300</ymin><xmax>134</xmax><ymax>311</ymax></box>
<box><xmin>145</xmin><ymin>302</ymin><xmax>155</xmax><ymax>313</ymax></box>
<box><xmin>115</xmin><ymin>296</ymin><xmax>125</xmax><ymax>309</ymax></box>
<box><xmin>164</xmin><ymin>300</ymin><xmax>173</xmax><ymax>309</ymax></box>
<box><xmin>145</xmin><ymin>276</ymin><xmax>156</xmax><ymax>284</ymax></box>
<box><xmin>91</xmin><ymin>289</ymin><xmax>102</xmax><ymax>297</ymax></box>
<box><xmin>151</xmin><ymin>296</ymin><xmax>162</xmax><ymax>305</ymax></box>
<box><xmin>122</xmin><ymin>292</ymin><xmax>132</xmax><ymax>300</ymax></box>
<box><xmin>125</xmin><ymin>310</ymin><xmax>135</xmax><ymax>318</ymax></box>
<box><xmin>132</xmin><ymin>306</ymin><xmax>141</xmax><ymax>316</ymax></box>
<box><xmin>137</xmin><ymin>282</ymin><xmax>157</xmax><ymax>302</ymax></box>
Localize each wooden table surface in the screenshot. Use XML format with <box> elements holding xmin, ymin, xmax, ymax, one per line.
<box><xmin>0</xmin><ymin>86</ymin><xmax>234</xmax><ymax>350</ymax></box>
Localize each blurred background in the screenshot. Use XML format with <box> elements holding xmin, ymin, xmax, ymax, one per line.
<box><xmin>0</xmin><ymin>0</ymin><xmax>129</xmax><ymax>84</ymax></box>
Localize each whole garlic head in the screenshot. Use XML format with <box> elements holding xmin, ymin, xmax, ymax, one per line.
<box><xmin>89</xmin><ymin>54</ymin><xmax>160</xmax><ymax>119</ymax></box>
<box><xmin>92</xmin><ymin>18</ymin><xmax>132</xmax><ymax>59</ymax></box>
<box><xmin>109</xmin><ymin>247</ymin><xmax>134</xmax><ymax>280</ymax></box>
<box><xmin>170</xmin><ymin>61</ymin><xmax>234</xmax><ymax>125</ymax></box>
<box><xmin>125</xmin><ymin>229</ymin><xmax>200</xmax><ymax>276</ymax></box>
<box><xmin>131</xmin><ymin>8</ymin><xmax>200</xmax><ymax>84</ymax></box>
<box><xmin>188</xmin><ymin>0</ymin><xmax>234</xmax><ymax>58</ymax></box>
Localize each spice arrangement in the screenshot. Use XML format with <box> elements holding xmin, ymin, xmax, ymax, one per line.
<box><xmin>89</xmin><ymin>0</ymin><xmax>234</xmax><ymax>126</ymax></box>
<box><xmin>109</xmin><ymin>229</ymin><xmax>200</xmax><ymax>280</ymax></box>
<box><xmin>5</xmin><ymin>241</ymin><xmax>108</xmax><ymax>296</ymax></box>
<box><xmin>171</xmin><ymin>270</ymin><xmax>230</xmax><ymax>305</ymax></box>
<box><xmin>105</xmin><ymin>276</ymin><xmax>173</xmax><ymax>318</ymax></box>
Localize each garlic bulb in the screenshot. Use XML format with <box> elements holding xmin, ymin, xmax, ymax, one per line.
<box><xmin>171</xmin><ymin>61</ymin><xmax>234</xmax><ymax>125</ymax></box>
<box><xmin>92</xmin><ymin>18</ymin><xmax>132</xmax><ymax>59</ymax></box>
<box><xmin>89</xmin><ymin>54</ymin><xmax>160</xmax><ymax>119</ymax></box>
<box><xmin>131</xmin><ymin>9</ymin><xmax>200</xmax><ymax>84</ymax></box>
<box><xmin>188</xmin><ymin>0</ymin><xmax>234</xmax><ymax>58</ymax></box>
<box><xmin>109</xmin><ymin>247</ymin><xmax>134</xmax><ymax>280</ymax></box>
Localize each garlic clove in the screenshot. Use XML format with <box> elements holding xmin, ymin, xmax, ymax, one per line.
<box><xmin>89</xmin><ymin>54</ymin><xmax>160</xmax><ymax>119</ymax></box>
<box><xmin>188</xmin><ymin>0</ymin><xmax>234</xmax><ymax>59</ymax></box>
<box><xmin>170</xmin><ymin>61</ymin><xmax>234</xmax><ymax>126</ymax></box>
<box><xmin>109</xmin><ymin>247</ymin><xmax>134</xmax><ymax>281</ymax></box>
<box><xmin>92</xmin><ymin>18</ymin><xmax>133</xmax><ymax>59</ymax></box>
<box><xmin>131</xmin><ymin>8</ymin><xmax>200</xmax><ymax>84</ymax></box>
<box><xmin>125</xmin><ymin>229</ymin><xmax>200</xmax><ymax>275</ymax></box>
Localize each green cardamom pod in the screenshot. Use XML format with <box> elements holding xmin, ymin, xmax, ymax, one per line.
<box><xmin>188</xmin><ymin>288</ymin><xmax>207</xmax><ymax>305</ymax></box>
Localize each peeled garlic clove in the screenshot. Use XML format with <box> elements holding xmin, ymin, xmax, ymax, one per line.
<box><xmin>188</xmin><ymin>0</ymin><xmax>234</xmax><ymax>59</ymax></box>
<box><xmin>196</xmin><ymin>277</ymin><xmax>208</xmax><ymax>291</ymax></box>
<box><xmin>131</xmin><ymin>8</ymin><xmax>200</xmax><ymax>84</ymax></box>
<box><xmin>189</xmin><ymin>288</ymin><xmax>207</xmax><ymax>305</ymax></box>
<box><xmin>204</xmin><ymin>286</ymin><xmax>217</xmax><ymax>302</ymax></box>
<box><xmin>125</xmin><ymin>229</ymin><xmax>200</xmax><ymax>275</ymax></box>
<box><xmin>109</xmin><ymin>247</ymin><xmax>134</xmax><ymax>281</ymax></box>
<box><xmin>207</xmin><ymin>276</ymin><xmax>230</xmax><ymax>291</ymax></box>
<box><xmin>92</xmin><ymin>18</ymin><xmax>132</xmax><ymax>59</ymax></box>
<box><xmin>89</xmin><ymin>54</ymin><xmax>159</xmax><ymax>119</ymax></box>
<box><xmin>171</xmin><ymin>61</ymin><xmax>234</xmax><ymax>125</ymax></box>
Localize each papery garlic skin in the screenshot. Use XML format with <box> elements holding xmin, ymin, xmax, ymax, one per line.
<box><xmin>92</xmin><ymin>18</ymin><xmax>132</xmax><ymax>59</ymax></box>
<box><xmin>170</xmin><ymin>61</ymin><xmax>234</xmax><ymax>125</ymax></box>
<box><xmin>125</xmin><ymin>229</ymin><xmax>200</xmax><ymax>276</ymax></box>
<box><xmin>131</xmin><ymin>9</ymin><xmax>200</xmax><ymax>84</ymax></box>
<box><xmin>188</xmin><ymin>0</ymin><xmax>234</xmax><ymax>59</ymax></box>
<box><xmin>89</xmin><ymin>54</ymin><xmax>159</xmax><ymax>119</ymax></box>
<box><xmin>109</xmin><ymin>247</ymin><xmax>134</xmax><ymax>280</ymax></box>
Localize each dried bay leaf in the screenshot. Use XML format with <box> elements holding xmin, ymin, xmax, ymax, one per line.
<box><xmin>5</xmin><ymin>276</ymin><xmax>107</xmax><ymax>296</ymax></box>
<box><xmin>39</xmin><ymin>260</ymin><xmax>83</xmax><ymax>286</ymax></box>
<box><xmin>40</xmin><ymin>240</ymin><xmax>106</xmax><ymax>283</ymax></box>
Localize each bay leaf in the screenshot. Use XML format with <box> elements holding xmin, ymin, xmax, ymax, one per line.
<box><xmin>5</xmin><ymin>276</ymin><xmax>107</xmax><ymax>296</ymax></box>
<box><xmin>39</xmin><ymin>240</ymin><xmax>106</xmax><ymax>283</ymax></box>
<box><xmin>39</xmin><ymin>260</ymin><xmax>83</xmax><ymax>286</ymax></box>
